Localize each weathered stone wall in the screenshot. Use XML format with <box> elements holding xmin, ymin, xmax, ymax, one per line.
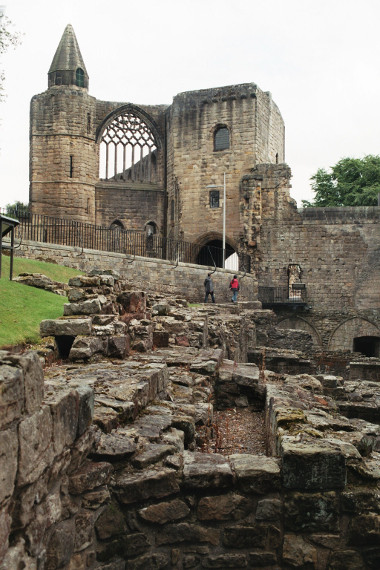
<box><xmin>14</xmin><ymin>240</ymin><xmax>258</xmax><ymax>304</ymax></box>
<box><xmin>30</xmin><ymin>85</ymin><xmax>168</xmax><ymax>232</ymax></box>
<box><xmin>30</xmin><ymin>87</ymin><xmax>99</xmax><ymax>222</ymax></box>
<box><xmin>0</xmin><ymin>350</ymin><xmax>95</xmax><ymax>568</ymax></box>
<box><xmin>95</xmin><ymin>183</ymin><xmax>165</xmax><ymax>232</ymax></box>
<box><xmin>276</xmin><ymin>309</ymin><xmax>380</xmax><ymax>353</ymax></box>
<box><xmin>259</xmin><ymin>207</ymin><xmax>380</xmax><ymax>312</ymax></box>
<box><xmin>1</xmin><ymin>339</ymin><xmax>379</xmax><ymax>568</ymax></box>
<box><xmin>237</xmin><ymin>165</ymin><xmax>380</xmax><ymax>351</ymax></box>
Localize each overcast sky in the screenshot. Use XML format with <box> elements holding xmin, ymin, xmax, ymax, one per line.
<box><xmin>1</xmin><ymin>0</ymin><xmax>380</xmax><ymax>210</ymax></box>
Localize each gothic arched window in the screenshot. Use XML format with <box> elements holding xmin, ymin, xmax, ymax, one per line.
<box><xmin>214</xmin><ymin>126</ymin><xmax>230</xmax><ymax>151</ymax></box>
<box><xmin>99</xmin><ymin>110</ymin><xmax>158</xmax><ymax>183</ymax></box>
<box><xmin>110</xmin><ymin>219</ymin><xmax>124</xmax><ymax>230</ymax></box>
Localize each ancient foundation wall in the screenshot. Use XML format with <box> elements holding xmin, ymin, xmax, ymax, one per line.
<box><xmin>1</xmin><ymin>346</ymin><xmax>379</xmax><ymax>569</ymax></box>
<box><xmin>274</xmin><ymin>308</ymin><xmax>380</xmax><ymax>352</ymax></box>
<box><xmin>13</xmin><ymin>241</ymin><xmax>258</xmax><ymax>304</ymax></box>
<box><xmin>0</xmin><ymin>350</ymin><xmax>95</xmax><ymax>568</ymax></box>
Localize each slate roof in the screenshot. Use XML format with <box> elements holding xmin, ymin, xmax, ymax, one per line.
<box><xmin>48</xmin><ymin>24</ymin><xmax>88</xmax><ymax>75</ymax></box>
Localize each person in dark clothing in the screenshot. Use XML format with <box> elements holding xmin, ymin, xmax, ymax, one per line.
<box><xmin>230</xmin><ymin>275</ymin><xmax>239</xmax><ymax>303</ymax></box>
<box><xmin>204</xmin><ymin>273</ymin><xmax>215</xmax><ymax>303</ymax></box>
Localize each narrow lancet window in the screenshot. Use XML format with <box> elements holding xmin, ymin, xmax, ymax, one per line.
<box><xmin>76</xmin><ymin>68</ymin><xmax>85</xmax><ymax>87</ymax></box>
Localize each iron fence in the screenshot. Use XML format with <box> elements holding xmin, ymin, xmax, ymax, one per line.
<box><xmin>258</xmin><ymin>285</ymin><xmax>307</xmax><ymax>305</ymax></box>
<box><xmin>2</xmin><ymin>208</ymin><xmax>251</xmax><ymax>272</ymax></box>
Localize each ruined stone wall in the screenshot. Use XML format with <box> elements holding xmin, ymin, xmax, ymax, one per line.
<box><xmin>166</xmin><ymin>84</ymin><xmax>285</xmax><ymax>245</ymax></box>
<box><xmin>255</xmin><ymin>172</ymin><xmax>380</xmax><ymax>314</ymax></box>
<box><xmin>0</xmin><ymin>350</ymin><xmax>95</xmax><ymax>568</ymax></box>
<box><xmin>234</xmin><ymin>164</ymin><xmax>380</xmax><ymax>352</ymax></box>
<box><xmin>1</xmin><ymin>342</ymin><xmax>379</xmax><ymax>568</ymax></box>
<box><xmin>30</xmin><ymin>87</ymin><xmax>168</xmax><ymax>230</ymax></box>
<box><xmin>14</xmin><ymin>240</ymin><xmax>258</xmax><ymax>304</ymax></box>
<box><xmin>244</xmin><ymin>166</ymin><xmax>380</xmax><ymax>315</ymax></box>
<box><xmin>255</xmin><ymin>91</ymin><xmax>285</xmax><ymax>164</ymax></box>
<box><xmin>95</xmin><ymin>183</ymin><xmax>165</xmax><ymax>232</ymax></box>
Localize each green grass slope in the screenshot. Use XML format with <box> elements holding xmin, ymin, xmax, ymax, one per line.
<box><xmin>0</xmin><ymin>255</ymin><xmax>82</xmax><ymax>348</ymax></box>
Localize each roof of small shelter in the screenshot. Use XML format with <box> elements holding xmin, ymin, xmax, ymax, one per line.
<box><xmin>0</xmin><ymin>214</ymin><xmax>20</xmax><ymax>237</ymax></box>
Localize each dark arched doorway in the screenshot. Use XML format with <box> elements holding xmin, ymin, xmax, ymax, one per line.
<box><xmin>196</xmin><ymin>239</ymin><xmax>236</xmax><ymax>268</ymax></box>
<box><xmin>353</xmin><ymin>336</ymin><xmax>380</xmax><ymax>357</ymax></box>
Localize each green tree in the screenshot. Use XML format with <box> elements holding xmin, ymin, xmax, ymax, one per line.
<box><xmin>5</xmin><ymin>201</ymin><xmax>29</xmax><ymax>218</ymax></box>
<box><xmin>303</xmin><ymin>155</ymin><xmax>380</xmax><ymax>207</ymax></box>
<box><xmin>0</xmin><ymin>10</ymin><xmax>21</xmax><ymax>101</ymax></box>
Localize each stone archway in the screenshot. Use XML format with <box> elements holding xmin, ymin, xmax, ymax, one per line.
<box><xmin>194</xmin><ymin>232</ymin><xmax>238</xmax><ymax>269</ymax></box>
<box><xmin>353</xmin><ymin>336</ymin><xmax>380</xmax><ymax>357</ymax></box>
<box><xmin>328</xmin><ymin>317</ymin><xmax>380</xmax><ymax>353</ymax></box>
<box><xmin>277</xmin><ymin>316</ymin><xmax>323</xmax><ymax>348</ymax></box>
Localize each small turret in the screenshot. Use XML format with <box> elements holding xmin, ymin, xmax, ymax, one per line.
<box><xmin>48</xmin><ymin>24</ymin><xmax>89</xmax><ymax>89</ymax></box>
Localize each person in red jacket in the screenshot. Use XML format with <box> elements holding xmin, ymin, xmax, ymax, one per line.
<box><xmin>230</xmin><ymin>275</ymin><xmax>239</xmax><ymax>303</ymax></box>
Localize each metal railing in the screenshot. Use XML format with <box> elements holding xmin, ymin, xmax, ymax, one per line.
<box><xmin>3</xmin><ymin>208</ymin><xmax>251</xmax><ymax>272</ymax></box>
<box><xmin>258</xmin><ymin>285</ymin><xmax>307</xmax><ymax>305</ymax></box>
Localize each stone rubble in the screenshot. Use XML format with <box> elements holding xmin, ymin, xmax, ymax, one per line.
<box><xmin>0</xmin><ymin>272</ymin><xmax>379</xmax><ymax>568</ymax></box>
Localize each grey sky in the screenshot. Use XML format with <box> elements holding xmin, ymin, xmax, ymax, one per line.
<box><xmin>1</xmin><ymin>0</ymin><xmax>380</xmax><ymax>210</ymax></box>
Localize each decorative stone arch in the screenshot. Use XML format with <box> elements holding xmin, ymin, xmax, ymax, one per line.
<box><xmin>96</xmin><ymin>104</ymin><xmax>163</xmax><ymax>183</ymax></box>
<box><xmin>328</xmin><ymin>317</ymin><xmax>380</xmax><ymax>353</ymax></box>
<box><xmin>277</xmin><ymin>316</ymin><xmax>323</xmax><ymax>348</ymax></box>
<box><xmin>194</xmin><ymin>231</ymin><xmax>238</xmax><ymax>250</ymax></box>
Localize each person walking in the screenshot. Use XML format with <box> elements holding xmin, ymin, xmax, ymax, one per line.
<box><xmin>204</xmin><ymin>273</ymin><xmax>215</xmax><ymax>303</ymax></box>
<box><xmin>230</xmin><ymin>275</ymin><xmax>239</xmax><ymax>303</ymax></box>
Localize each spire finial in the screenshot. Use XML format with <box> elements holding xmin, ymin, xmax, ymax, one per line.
<box><xmin>48</xmin><ymin>24</ymin><xmax>89</xmax><ymax>89</ymax></box>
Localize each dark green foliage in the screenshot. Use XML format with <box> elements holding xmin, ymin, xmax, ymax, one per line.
<box><xmin>303</xmin><ymin>155</ymin><xmax>380</xmax><ymax>207</ymax></box>
<box><xmin>5</xmin><ymin>201</ymin><xmax>29</xmax><ymax>218</ymax></box>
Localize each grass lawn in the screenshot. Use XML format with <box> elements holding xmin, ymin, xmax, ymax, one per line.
<box><xmin>0</xmin><ymin>255</ymin><xmax>82</xmax><ymax>348</ymax></box>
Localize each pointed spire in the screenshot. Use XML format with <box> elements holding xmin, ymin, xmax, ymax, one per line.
<box><xmin>48</xmin><ymin>24</ymin><xmax>89</xmax><ymax>89</ymax></box>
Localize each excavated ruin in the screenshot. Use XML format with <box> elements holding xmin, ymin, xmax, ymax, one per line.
<box><xmin>0</xmin><ymin>271</ymin><xmax>379</xmax><ymax>569</ymax></box>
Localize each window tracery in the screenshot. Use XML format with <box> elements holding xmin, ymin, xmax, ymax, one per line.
<box><xmin>99</xmin><ymin>111</ymin><xmax>158</xmax><ymax>183</ymax></box>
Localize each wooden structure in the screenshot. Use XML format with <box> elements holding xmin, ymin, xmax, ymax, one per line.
<box><xmin>0</xmin><ymin>214</ymin><xmax>20</xmax><ymax>280</ymax></box>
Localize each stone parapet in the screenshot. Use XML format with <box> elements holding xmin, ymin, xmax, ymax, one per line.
<box><xmin>15</xmin><ymin>240</ymin><xmax>258</xmax><ymax>304</ymax></box>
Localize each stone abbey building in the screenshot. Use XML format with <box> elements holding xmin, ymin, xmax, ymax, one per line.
<box><xmin>29</xmin><ymin>24</ymin><xmax>380</xmax><ymax>356</ymax></box>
